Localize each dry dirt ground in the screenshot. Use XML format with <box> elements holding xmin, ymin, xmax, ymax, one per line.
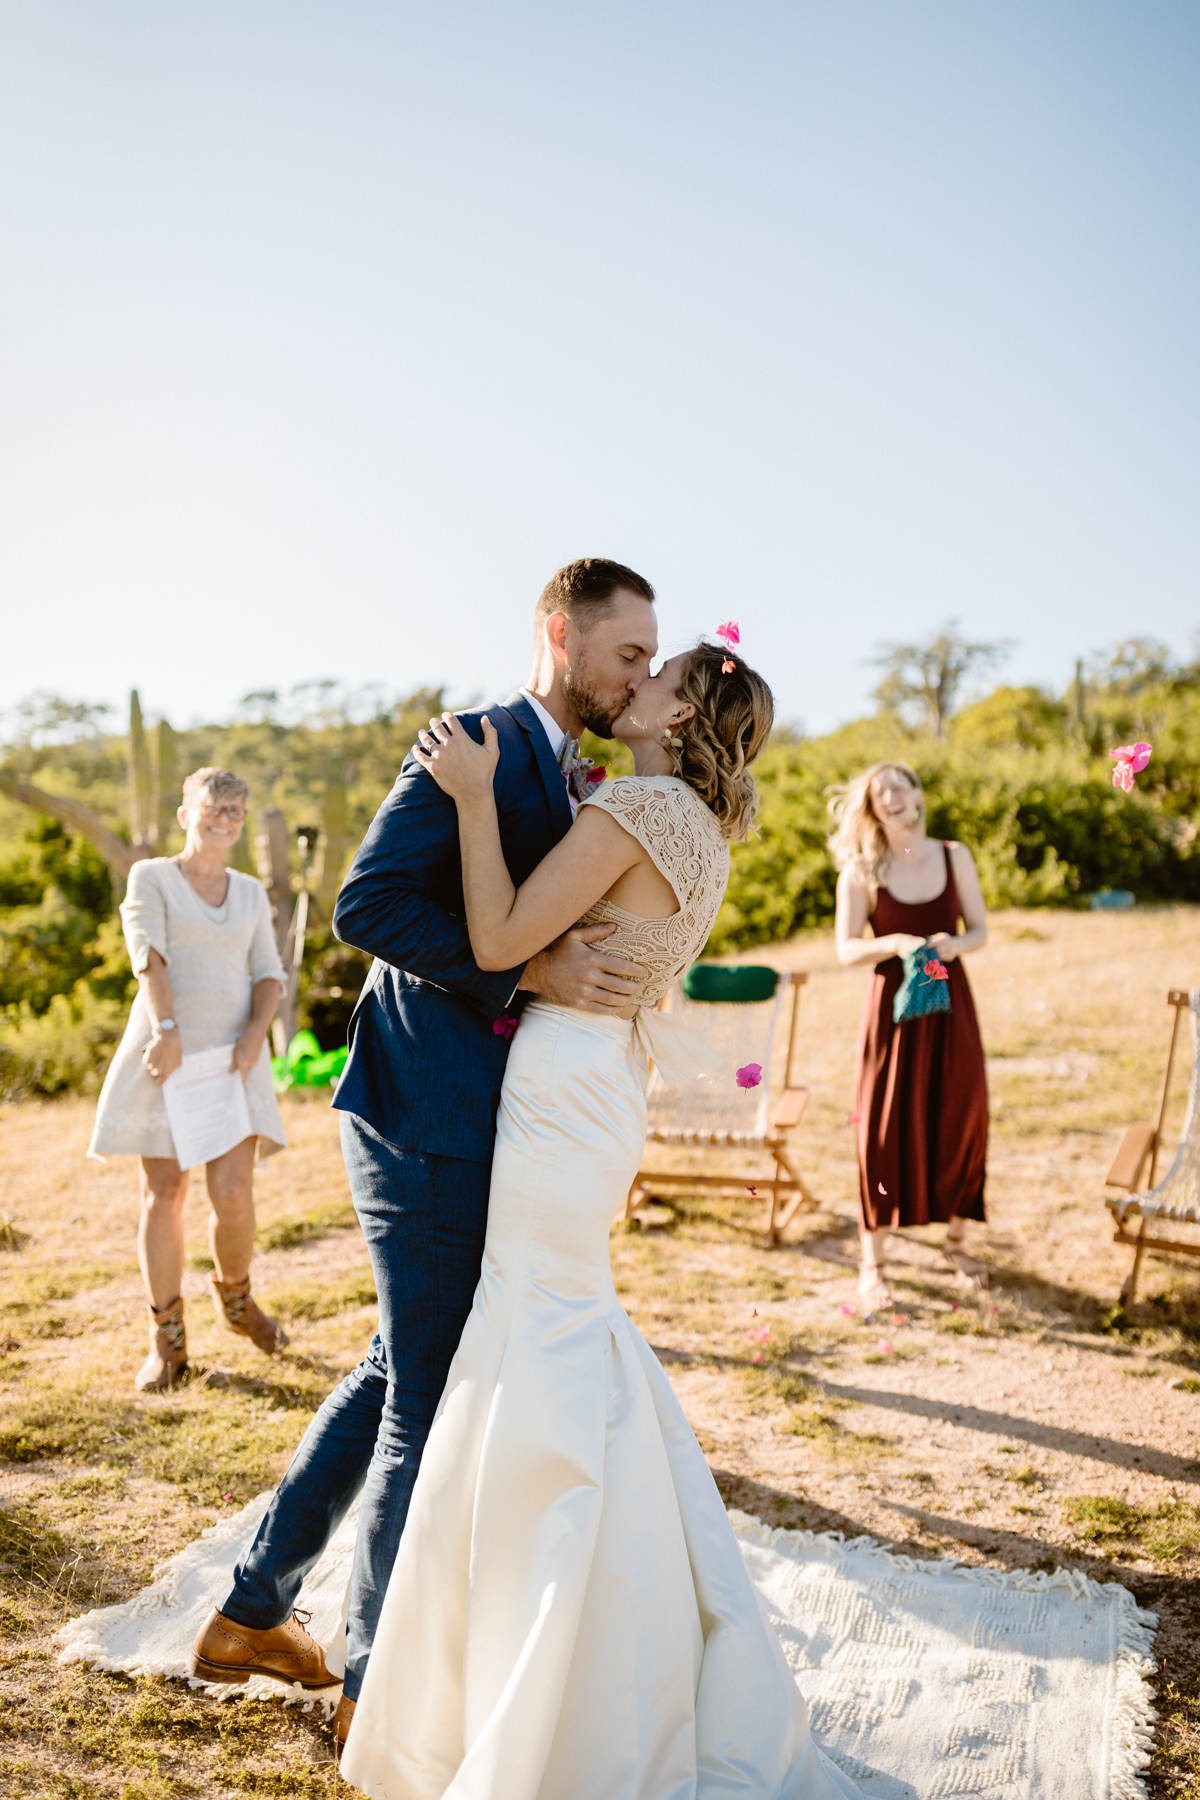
<box><xmin>2</xmin><ymin>904</ymin><xmax>1200</xmax><ymax>1797</ymax></box>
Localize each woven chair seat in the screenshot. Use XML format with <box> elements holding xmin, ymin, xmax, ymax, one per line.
<box><xmin>1108</xmin><ymin>1192</ymin><xmax>1200</xmax><ymax>1227</ymax></box>
<box><xmin>1105</xmin><ymin>990</ymin><xmax>1200</xmax><ymax>1304</ymax></box>
<box><xmin>626</xmin><ymin>965</ymin><xmax>818</xmax><ymax>1245</ymax></box>
<box><xmin>649</xmin><ymin>1126</ymin><xmax>772</xmax><ymax>1149</ymax></box>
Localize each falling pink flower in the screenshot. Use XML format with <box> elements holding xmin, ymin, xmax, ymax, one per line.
<box><xmin>838</xmin><ymin>1303</ymin><xmax>855</xmax><ymax>1316</ymax></box>
<box><xmin>752</xmin><ymin>1308</ymin><xmax>759</xmax><ymax>1316</ymax></box>
<box><xmin>877</xmin><ymin>1182</ymin><xmax>887</xmax><ymax>1196</ymax></box>
<box><xmin>752</xmin><ymin>1350</ymin><xmax>763</xmax><ymax>1363</ymax></box>
<box><xmin>716</xmin><ymin>620</ymin><xmax>740</xmax><ymax>650</ymax></box>
<box><xmin>746</xmin><ymin>1184</ymin><xmax>759</xmax><ymax>1197</ymax></box>
<box><xmin>736</xmin><ymin>1063</ymin><xmax>763</xmax><ymax>1089</ymax></box>
<box><xmin>878</xmin><ymin>1340</ymin><xmax>894</xmax><ymax>1355</ymax></box>
<box><xmin>848</xmin><ymin>1111</ymin><xmax>860</xmax><ymax>1124</ymax></box>
<box><xmin>492</xmin><ymin>1014</ymin><xmax>518</xmax><ymax>1040</ymax></box>
<box><xmin>743</xmin><ymin>1323</ymin><xmax>770</xmax><ymax>1344</ymax></box>
<box><xmin>585</xmin><ymin>765</ymin><xmax>607</xmax><ymax>786</ymax></box>
<box><xmin>1110</xmin><ymin>741</ymin><xmax>1152</xmax><ymax>795</ymax></box>
<box><xmin>721</xmin><ymin>658</ymin><xmax>735</xmax><ymax>674</ymax></box>
<box><xmin>222</xmin><ymin>1491</ymin><xmax>233</xmax><ymax>1501</ymax></box>
<box><xmin>923</xmin><ymin>959</ymin><xmax>949</xmax><ymax>981</ymax></box>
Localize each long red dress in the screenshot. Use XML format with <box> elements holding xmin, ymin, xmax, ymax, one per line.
<box><xmin>855</xmin><ymin>842</ymin><xmax>988</xmax><ymax>1230</ymax></box>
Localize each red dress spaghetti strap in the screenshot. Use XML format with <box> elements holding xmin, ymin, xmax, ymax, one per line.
<box><xmin>855</xmin><ymin>842</ymin><xmax>988</xmax><ymax>1230</ymax></box>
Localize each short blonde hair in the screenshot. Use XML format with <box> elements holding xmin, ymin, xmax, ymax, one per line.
<box><xmin>180</xmin><ymin>767</ymin><xmax>249</xmax><ymax>811</ymax></box>
<box><xmin>826</xmin><ymin>761</ymin><xmax>924</xmax><ymax>883</ymax></box>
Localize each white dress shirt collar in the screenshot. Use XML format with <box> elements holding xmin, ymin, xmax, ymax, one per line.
<box><xmin>519</xmin><ymin>688</ymin><xmax>569</xmax><ymax>760</ymax></box>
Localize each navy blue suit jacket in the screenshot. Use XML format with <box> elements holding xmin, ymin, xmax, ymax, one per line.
<box><xmin>331</xmin><ymin>692</ymin><xmax>574</xmax><ymax>1163</ymax></box>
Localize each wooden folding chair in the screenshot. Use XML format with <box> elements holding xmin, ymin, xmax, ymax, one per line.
<box><xmin>1105</xmin><ymin>988</ymin><xmax>1200</xmax><ymax>1305</ymax></box>
<box><xmin>625</xmin><ymin>966</ymin><xmax>817</xmax><ymax>1246</ymax></box>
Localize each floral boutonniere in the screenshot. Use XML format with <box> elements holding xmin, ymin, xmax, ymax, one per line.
<box><xmin>562</xmin><ymin>751</ymin><xmax>607</xmax><ymax>804</ymax></box>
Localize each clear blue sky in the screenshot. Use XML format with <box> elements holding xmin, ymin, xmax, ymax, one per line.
<box><xmin>3</xmin><ymin>1</ymin><xmax>1197</xmax><ymax>738</ymax></box>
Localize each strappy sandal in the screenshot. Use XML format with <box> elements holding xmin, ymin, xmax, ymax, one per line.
<box><xmin>857</xmin><ymin>1273</ymin><xmax>894</xmax><ymax>1319</ymax></box>
<box><xmin>941</xmin><ymin>1240</ymin><xmax>989</xmax><ymax>1288</ymax></box>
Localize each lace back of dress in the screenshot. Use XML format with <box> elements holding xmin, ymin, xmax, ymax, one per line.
<box><xmin>577</xmin><ymin>778</ymin><xmax>730</xmax><ymax>1005</ymax></box>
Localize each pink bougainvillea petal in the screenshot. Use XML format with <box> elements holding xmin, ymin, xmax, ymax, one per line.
<box><xmin>838</xmin><ymin>1303</ymin><xmax>855</xmax><ymax>1316</ymax></box>
<box><xmin>746</xmin><ymin>1184</ymin><xmax>759</xmax><ymax>1196</ymax></box>
<box><xmin>878</xmin><ymin>1340</ymin><xmax>894</xmax><ymax>1355</ymax></box>
<box><xmin>1110</xmin><ymin>742</ymin><xmax>1151</xmax><ymax>790</ymax></box>
<box><xmin>848</xmin><ymin>1111</ymin><xmax>860</xmax><ymax>1124</ymax></box>
<box><xmin>721</xmin><ymin>658</ymin><xmax>735</xmax><ymax>674</ymax></box>
<box><xmin>877</xmin><ymin>1182</ymin><xmax>887</xmax><ymax>1196</ymax></box>
<box><xmin>736</xmin><ymin>1062</ymin><xmax>763</xmax><ymax>1089</ymax></box>
<box><xmin>751</xmin><ymin>1350</ymin><xmax>763</xmax><ymax>1363</ymax></box>
<box><xmin>716</xmin><ymin>619</ymin><xmax>741</xmax><ymax>650</ymax></box>
<box><xmin>752</xmin><ymin>1307</ymin><xmax>759</xmax><ymax>1316</ymax></box>
<box><xmin>585</xmin><ymin>765</ymin><xmax>607</xmax><ymax>785</ymax></box>
<box><xmin>492</xmin><ymin>1014</ymin><xmax>518</xmax><ymax>1040</ymax></box>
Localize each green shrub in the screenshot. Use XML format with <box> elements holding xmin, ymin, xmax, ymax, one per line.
<box><xmin>0</xmin><ymin>986</ymin><xmax>128</xmax><ymax>1099</ymax></box>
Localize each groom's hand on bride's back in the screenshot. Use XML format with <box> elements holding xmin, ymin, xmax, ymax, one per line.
<box><xmin>520</xmin><ymin>923</ymin><xmax>647</xmax><ymax>1014</ymax></box>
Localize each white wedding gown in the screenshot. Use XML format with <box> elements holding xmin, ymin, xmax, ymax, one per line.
<box><xmin>342</xmin><ymin>779</ymin><xmax>862</xmax><ymax>1800</ymax></box>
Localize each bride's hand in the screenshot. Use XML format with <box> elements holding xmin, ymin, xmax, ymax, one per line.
<box><xmin>412</xmin><ymin>713</ymin><xmax>500</xmax><ymax>802</ymax></box>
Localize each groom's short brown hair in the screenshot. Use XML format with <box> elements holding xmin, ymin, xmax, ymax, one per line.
<box><xmin>536</xmin><ymin>558</ymin><xmax>655</xmax><ymax>631</ymax></box>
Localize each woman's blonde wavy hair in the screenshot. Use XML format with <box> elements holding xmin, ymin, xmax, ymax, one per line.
<box><xmin>664</xmin><ymin>642</ymin><xmax>774</xmax><ymax>842</ymax></box>
<box><xmin>826</xmin><ymin>761</ymin><xmax>925</xmax><ymax>883</ymax></box>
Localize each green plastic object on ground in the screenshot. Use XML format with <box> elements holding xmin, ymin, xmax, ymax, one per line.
<box><xmin>272</xmin><ymin>1030</ymin><xmax>349</xmax><ymax>1092</ymax></box>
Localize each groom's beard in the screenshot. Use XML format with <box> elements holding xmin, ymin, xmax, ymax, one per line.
<box><xmin>563</xmin><ymin>661</ymin><xmax>626</xmax><ymax>738</ymax></box>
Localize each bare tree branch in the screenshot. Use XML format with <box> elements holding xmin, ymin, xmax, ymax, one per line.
<box><xmin>0</xmin><ymin>772</ymin><xmax>144</xmax><ymax>880</ymax></box>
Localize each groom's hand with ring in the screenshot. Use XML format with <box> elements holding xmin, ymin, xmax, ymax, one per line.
<box><xmin>520</xmin><ymin>924</ymin><xmax>647</xmax><ymax>1014</ymax></box>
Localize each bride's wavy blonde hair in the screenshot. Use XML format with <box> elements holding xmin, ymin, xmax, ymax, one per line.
<box><xmin>664</xmin><ymin>642</ymin><xmax>774</xmax><ymax>841</ymax></box>
<box><xmin>826</xmin><ymin>761</ymin><xmax>925</xmax><ymax>882</ymax></box>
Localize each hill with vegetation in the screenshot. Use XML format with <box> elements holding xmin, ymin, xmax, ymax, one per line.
<box><xmin>1</xmin><ymin>631</ymin><xmax>1196</xmax><ymax>1097</ymax></box>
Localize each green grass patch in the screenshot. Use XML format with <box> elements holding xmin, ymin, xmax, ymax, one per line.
<box><xmin>271</xmin><ymin>1270</ymin><xmax>377</xmax><ymax>1322</ymax></box>
<box><xmin>0</xmin><ymin>1373</ymin><xmax>327</xmax><ymax>1502</ymax></box>
<box><xmin>1063</xmin><ymin>1494</ymin><xmax>1200</xmax><ymax>1563</ymax></box>
<box><xmin>257</xmin><ymin>1200</ymin><xmax>359</xmax><ymax>1251</ymax></box>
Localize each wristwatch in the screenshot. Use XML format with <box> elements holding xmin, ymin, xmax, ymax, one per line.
<box><xmin>157</xmin><ymin>1017</ymin><xmax>178</xmax><ymax>1033</ymax></box>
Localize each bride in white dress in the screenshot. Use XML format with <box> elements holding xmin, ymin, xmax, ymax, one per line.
<box><xmin>340</xmin><ymin>642</ymin><xmax>863</xmax><ymax>1800</ymax></box>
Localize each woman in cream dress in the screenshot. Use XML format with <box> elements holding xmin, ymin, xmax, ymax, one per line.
<box><xmin>89</xmin><ymin>767</ymin><xmax>290</xmax><ymax>1391</ymax></box>
<box><xmin>340</xmin><ymin>644</ymin><xmax>863</xmax><ymax>1800</ymax></box>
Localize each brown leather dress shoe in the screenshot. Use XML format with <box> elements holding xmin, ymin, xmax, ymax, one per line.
<box><xmin>189</xmin><ymin>1607</ymin><xmax>337</xmax><ymax>1689</ymax></box>
<box><xmin>334</xmin><ymin>1694</ymin><xmax>356</xmax><ymax>1756</ymax></box>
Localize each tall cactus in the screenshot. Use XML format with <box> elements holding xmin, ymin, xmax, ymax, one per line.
<box><xmin>317</xmin><ymin>775</ymin><xmax>349</xmax><ymax>915</ymax></box>
<box><xmin>152</xmin><ymin>717</ymin><xmax>178</xmax><ymax>848</ymax></box>
<box><xmin>128</xmin><ymin>690</ymin><xmax>152</xmax><ymax>849</ymax></box>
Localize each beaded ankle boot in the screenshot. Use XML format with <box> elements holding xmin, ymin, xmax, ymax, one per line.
<box><xmin>135</xmin><ymin>1297</ymin><xmax>188</xmax><ymax>1392</ymax></box>
<box><xmin>210</xmin><ymin>1274</ymin><xmax>289</xmax><ymax>1355</ymax></box>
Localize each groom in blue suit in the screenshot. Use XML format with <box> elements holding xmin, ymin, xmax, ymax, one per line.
<box><xmin>191</xmin><ymin>559</ymin><xmax>659</xmax><ymax>1730</ymax></box>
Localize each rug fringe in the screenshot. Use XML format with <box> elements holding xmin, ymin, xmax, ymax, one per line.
<box><xmin>728</xmin><ymin>1510</ymin><xmax>1159</xmax><ymax>1800</ymax></box>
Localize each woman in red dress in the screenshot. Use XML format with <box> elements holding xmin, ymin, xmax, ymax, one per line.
<box><xmin>830</xmin><ymin>762</ymin><xmax>990</xmax><ymax>1316</ymax></box>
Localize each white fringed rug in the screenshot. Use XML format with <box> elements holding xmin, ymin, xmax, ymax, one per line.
<box><xmin>56</xmin><ymin>1493</ymin><xmax>1157</xmax><ymax>1800</ymax></box>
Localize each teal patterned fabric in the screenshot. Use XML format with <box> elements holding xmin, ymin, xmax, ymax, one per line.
<box><xmin>892</xmin><ymin>943</ymin><xmax>952</xmax><ymax>1025</ymax></box>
